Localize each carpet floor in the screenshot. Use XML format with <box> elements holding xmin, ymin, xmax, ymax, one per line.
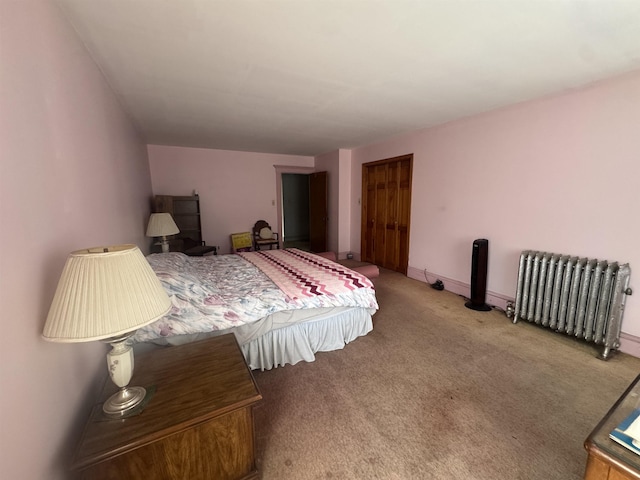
<box><xmin>251</xmin><ymin>266</ymin><xmax>640</xmax><ymax>480</ymax></box>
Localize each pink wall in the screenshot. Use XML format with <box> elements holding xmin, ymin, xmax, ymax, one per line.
<box><xmin>338</xmin><ymin>149</ymin><xmax>353</xmax><ymax>257</ymax></box>
<box><xmin>313</xmin><ymin>149</ymin><xmax>353</xmax><ymax>258</ymax></box>
<box><xmin>0</xmin><ymin>1</ymin><xmax>154</xmax><ymax>478</ymax></box>
<box><xmin>147</xmin><ymin>145</ymin><xmax>314</xmax><ymax>253</ymax></box>
<box><xmin>350</xmin><ymin>71</ymin><xmax>640</xmax><ymax>352</ymax></box>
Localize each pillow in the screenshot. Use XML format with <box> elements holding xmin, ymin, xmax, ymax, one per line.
<box><xmin>259</xmin><ymin>227</ymin><xmax>273</xmax><ymax>239</ymax></box>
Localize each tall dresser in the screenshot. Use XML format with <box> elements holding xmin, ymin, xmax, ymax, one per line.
<box><xmin>154</xmin><ymin>194</ymin><xmax>204</xmax><ymax>252</ymax></box>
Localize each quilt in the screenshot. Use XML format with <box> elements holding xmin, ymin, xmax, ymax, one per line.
<box><xmin>238</xmin><ymin>249</ymin><xmax>372</xmax><ymax>300</ymax></box>
<box><xmin>132</xmin><ymin>249</ymin><xmax>378</xmax><ymax>343</ymax></box>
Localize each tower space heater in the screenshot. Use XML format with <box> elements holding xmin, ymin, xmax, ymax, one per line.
<box><xmin>465</xmin><ymin>239</ymin><xmax>491</xmax><ymax>311</ymax></box>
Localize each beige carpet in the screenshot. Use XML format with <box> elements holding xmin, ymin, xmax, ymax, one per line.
<box><xmin>252</xmin><ymin>266</ymin><xmax>640</xmax><ymax>480</ymax></box>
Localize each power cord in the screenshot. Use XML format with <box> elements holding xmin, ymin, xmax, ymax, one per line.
<box><xmin>423</xmin><ymin>268</ymin><xmax>444</xmax><ymax>291</ymax></box>
<box><xmin>423</xmin><ymin>267</ymin><xmax>510</xmax><ymax>313</ymax></box>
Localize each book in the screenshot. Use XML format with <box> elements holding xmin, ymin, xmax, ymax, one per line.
<box><xmin>610</xmin><ymin>408</ymin><xmax>640</xmax><ymax>455</ymax></box>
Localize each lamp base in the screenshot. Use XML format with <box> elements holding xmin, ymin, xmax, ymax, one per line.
<box><xmin>103</xmin><ymin>386</ymin><xmax>147</xmax><ymax>417</ymax></box>
<box><xmin>160</xmin><ymin>236</ymin><xmax>170</xmax><ymax>253</ymax></box>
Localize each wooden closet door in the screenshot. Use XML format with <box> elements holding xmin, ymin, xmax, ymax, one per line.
<box><xmin>373</xmin><ymin>164</ymin><xmax>387</xmax><ymax>267</ymax></box>
<box><xmin>362</xmin><ymin>167</ymin><xmax>376</xmax><ymax>263</ymax></box>
<box><xmin>396</xmin><ymin>158</ymin><xmax>412</xmax><ymax>273</ymax></box>
<box><xmin>383</xmin><ymin>161</ymin><xmax>397</xmax><ymax>268</ymax></box>
<box><xmin>361</xmin><ymin>155</ymin><xmax>412</xmax><ymax>274</ymax></box>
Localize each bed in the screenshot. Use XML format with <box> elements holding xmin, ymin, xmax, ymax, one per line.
<box><xmin>132</xmin><ymin>248</ymin><xmax>379</xmax><ymax>370</ymax></box>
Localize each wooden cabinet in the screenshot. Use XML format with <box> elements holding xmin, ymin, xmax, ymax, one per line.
<box><xmin>154</xmin><ymin>195</ymin><xmax>204</xmax><ymax>252</ymax></box>
<box><xmin>584</xmin><ymin>454</ymin><xmax>640</xmax><ymax>480</ymax></box>
<box><xmin>72</xmin><ymin>334</ymin><xmax>262</xmax><ymax>480</ymax></box>
<box><xmin>361</xmin><ymin>154</ymin><xmax>412</xmax><ymax>274</ymax></box>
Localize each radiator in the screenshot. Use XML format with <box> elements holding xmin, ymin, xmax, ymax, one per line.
<box><xmin>512</xmin><ymin>250</ymin><xmax>632</xmax><ymax>359</ymax></box>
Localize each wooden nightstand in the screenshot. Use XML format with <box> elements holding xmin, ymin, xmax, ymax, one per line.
<box><xmin>72</xmin><ymin>334</ymin><xmax>262</xmax><ymax>480</ymax></box>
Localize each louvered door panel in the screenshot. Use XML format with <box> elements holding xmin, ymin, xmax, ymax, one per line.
<box><xmin>361</xmin><ymin>155</ymin><xmax>412</xmax><ymax>274</ymax></box>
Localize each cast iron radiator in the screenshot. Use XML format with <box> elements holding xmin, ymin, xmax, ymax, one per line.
<box><xmin>511</xmin><ymin>250</ymin><xmax>632</xmax><ymax>359</ymax></box>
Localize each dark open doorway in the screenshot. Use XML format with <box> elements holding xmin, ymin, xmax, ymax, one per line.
<box><xmin>282</xmin><ymin>173</ymin><xmax>310</xmax><ymax>250</ymax></box>
<box><xmin>277</xmin><ymin>169</ymin><xmax>328</xmax><ymax>253</ymax></box>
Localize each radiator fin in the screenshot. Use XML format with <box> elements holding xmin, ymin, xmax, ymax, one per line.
<box><xmin>513</xmin><ymin>250</ymin><xmax>631</xmax><ymax>359</ymax></box>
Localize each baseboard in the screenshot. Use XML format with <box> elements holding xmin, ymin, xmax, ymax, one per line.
<box><xmin>407</xmin><ymin>266</ymin><xmax>512</xmax><ymax>311</ymax></box>
<box><xmin>284</xmin><ymin>236</ymin><xmax>309</xmax><ymax>242</ymax></box>
<box><xmin>619</xmin><ymin>333</ymin><xmax>640</xmax><ymax>357</ymax></box>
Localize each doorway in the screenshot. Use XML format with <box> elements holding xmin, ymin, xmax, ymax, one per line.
<box><xmin>275</xmin><ymin>167</ymin><xmax>328</xmax><ymax>253</ymax></box>
<box><xmin>361</xmin><ymin>154</ymin><xmax>413</xmax><ymax>274</ymax></box>
<box><xmin>282</xmin><ymin>173</ymin><xmax>310</xmax><ymax>250</ymax></box>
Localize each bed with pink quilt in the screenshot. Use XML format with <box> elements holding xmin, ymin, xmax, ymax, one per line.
<box><xmin>133</xmin><ymin>248</ymin><xmax>378</xmax><ymax>370</ymax></box>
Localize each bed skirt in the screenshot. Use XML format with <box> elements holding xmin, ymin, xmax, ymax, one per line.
<box><xmin>134</xmin><ymin>307</ymin><xmax>375</xmax><ymax>371</ymax></box>
<box><xmin>241</xmin><ymin>307</ymin><xmax>373</xmax><ymax>371</ymax></box>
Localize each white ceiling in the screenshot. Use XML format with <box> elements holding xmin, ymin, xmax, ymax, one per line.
<box><xmin>57</xmin><ymin>0</ymin><xmax>640</xmax><ymax>156</ymax></box>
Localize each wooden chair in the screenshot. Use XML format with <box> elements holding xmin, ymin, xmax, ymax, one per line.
<box><xmin>230</xmin><ymin>232</ymin><xmax>253</xmax><ymax>253</ymax></box>
<box><xmin>252</xmin><ymin>220</ymin><xmax>279</xmax><ymax>250</ymax></box>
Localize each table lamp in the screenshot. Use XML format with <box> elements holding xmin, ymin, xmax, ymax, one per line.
<box><xmin>146</xmin><ymin>213</ymin><xmax>179</xmax><ymax>253</ymax></box>
<box><xmin>42</xmin><ymin>244</ymin><xmax>171</xmax><ymax>417</ymax></box>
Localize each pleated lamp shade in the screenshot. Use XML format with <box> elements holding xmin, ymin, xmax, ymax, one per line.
<box><xmin>146</xmin><ymin>213</ymin><xmax>179</xmax><ymax>237</ymax></box>
<box><xmin>42</xmin><ymin>244</ymin><xmax>171</xmax><ymax>342</ymax></box>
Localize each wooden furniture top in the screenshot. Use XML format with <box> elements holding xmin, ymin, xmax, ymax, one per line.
<box><xmin>72</xmin><ymin>334</ymin><xmax>262</xmax><ymax>470</ymax></box>
<box><xmin>585</xmin><ymin>373</ymin><xmax>640</xmax><ymax>479</ymax></box>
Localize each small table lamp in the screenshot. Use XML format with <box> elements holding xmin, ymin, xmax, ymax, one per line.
<box><xmin>42</xmin><ymin>245</ymin><xmax>171</xmax><ymax>417</ymax></box>
<box><xmin>146</xmin><ymin>213</ymin><xmax>180</xmax><ymax>253</ymax></box>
